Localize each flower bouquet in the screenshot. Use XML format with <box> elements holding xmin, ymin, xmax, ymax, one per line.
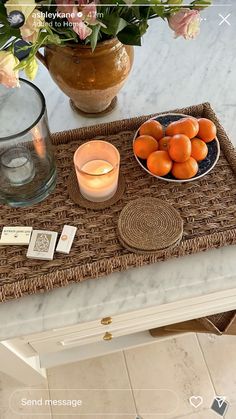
<box><xmin>0</xmin><ymin>0</ymin><xmax>211</xmax><ymax>87</ymax></box>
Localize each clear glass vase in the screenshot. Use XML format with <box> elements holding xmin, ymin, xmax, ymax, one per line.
<box><xmin>0</xmin><ymin>78</ymin><xmax>56</xmax><ymax>207</ymax></box>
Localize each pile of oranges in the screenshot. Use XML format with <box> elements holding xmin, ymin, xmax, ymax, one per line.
<box><xmin>133</xmin><ymin>116</ymin><xmax>217</xmax><ymax>180</ymax></box>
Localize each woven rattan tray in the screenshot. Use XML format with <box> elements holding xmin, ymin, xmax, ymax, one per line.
<box><xmin>1</xmin><ymin>102</ymin><xmax>236</xmax><ymax>303</ymax></box>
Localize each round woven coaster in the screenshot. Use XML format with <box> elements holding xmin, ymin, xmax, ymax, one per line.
<box><xmin>70</xmin><ymin>97</ymin><xmax>118</xmax><ymax>118</ymax></box>
<box><xmin>118</xmin><ymin>197</ymin><xmax>183</xmax><ymax>252</ymax></box>
<box><xmin>118</xmin><ymin>234</ymin><xmax>182</xmax><ymax>255</ymax></box>
<box><xmin>67</xmin><ymin>170</ymin><xmax>125</xmax><ymax>210</ymax></box>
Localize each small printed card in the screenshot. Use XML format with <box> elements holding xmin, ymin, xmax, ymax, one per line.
<box><xmin>27</xmin><ymin>230</ymin><xmax>58</xmax><ymax>260</ymax></box>
<box><xmin>0</xmin><ymin>226</ymin><xmax>33</xmax><ymax>245</ymax></box>
<box><xmin>56</xmin><ymin>225</ymin><xmax>77</xmax><ymax>254</ymax></box>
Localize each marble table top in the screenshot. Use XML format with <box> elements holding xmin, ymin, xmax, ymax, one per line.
<box><xmin>1</xmin><ymin>2</ymin><xmax>236</xmax><ymax>341</ymax></box>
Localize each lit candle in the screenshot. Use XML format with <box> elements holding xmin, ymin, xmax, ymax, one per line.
<box><xmin>0</xmin><ymin>146</ymin><xmax>35</xmax><ymax>186</ymax></box>
<box><xmin>74</xmin><ymin>141</ymin><xmax>120</xmax><ymax>202</ymax></box>
<box><xmin>82</xmin><ymin>160</ymin><xmax>113</xmax><ymax>176</ymax></box>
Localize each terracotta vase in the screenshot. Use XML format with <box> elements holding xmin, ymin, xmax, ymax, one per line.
<box><xmin>37</xmin><ymin>38</ymin><xmax>134</xmax><ymax>114</ymax></box>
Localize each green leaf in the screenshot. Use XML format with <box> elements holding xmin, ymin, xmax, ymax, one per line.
<box><xmin>131</xmin><ymin>6</ymin><xmax>140</xmax><ymax>20</ymax></box>
<box><xmin>101</xmin><ymin>13</ymin><xmax>128</xmax><ymax>36</ymax></box>
<box><xmin>0</xmin><ymin>4</ymin><xmax>8</xmax><ymax>24</ymax></box>
<box><xmin>14</xmin><ymin>58</ymin><xmax>28</xmax><ymax>71</ymax></box>
<box><xmin>36</xmin><ymin>31</ymin><xmax>50</xmax><ymax>47</ymax></box>
<box><xmin>117</xmin><ymin>24</ymin><xmax>142</xmax><ymax>46</ymax></box>
<box><xmin>25</xmin><ymin>56</ymin><xmax>38</xmax><ymax>80</ymax></box>
<box><xmin>90</xmin><ymin>25</ymin><xmax>100</xmax><ymax>52</ymax></box>
<box><xmin>118</xmin><ymin>7</ymin><xmax>135</xmax><ymax>23</ymax></box>
<box><xmin>49</xmin><ymin>25</ymin><xmax>78</xmax><ymax>42</ymax></box>
<box><xmin>167</xmin><ymin>0</ymin><xmax>183</xmax><ymax>4</ymax></box>
<box><xmin>151</xmin><ymin>0</ymin><xmax>165</xmax><ymax>18</ymax></box>
<box><xmin>0</xmin><ymin>32</ymin><xmax>9</xmax><ymax>49</ymax></box>
<box><xmin>46</xmin><ymin>33</ymin><xmax>61</xmax><ymax>45</ymax></box>
<box><xmin>139</xmin><ymin>20</ymin><xmax>148</xmax><ymax>36</ymax></box>
<box><xmin>190</xmin><ymin>0</ymin><xmax>212</xmax><ymax>9</ymax></box>
<box><xmin>131</xmin><ymin>0</ymin><xmax>152</xmax><ymax>20</ymax></box>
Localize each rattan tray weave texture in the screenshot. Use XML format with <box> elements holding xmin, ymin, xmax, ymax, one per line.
<box><xmin>1</xmin><ymin>102</ymin><xmax>236</xmax><ymax>303</ymax></box>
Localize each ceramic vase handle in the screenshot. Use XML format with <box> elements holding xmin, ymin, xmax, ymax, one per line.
<box><xmin>36</xmin><ymin>51</ymin><xmax>48</xmax><ymax>69</ymax></box>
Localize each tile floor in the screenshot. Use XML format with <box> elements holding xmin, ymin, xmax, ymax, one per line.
<box><xmin>0</xmin><ymin>332</ymin><xmax>236</xmax><ymax>418</ymax></box>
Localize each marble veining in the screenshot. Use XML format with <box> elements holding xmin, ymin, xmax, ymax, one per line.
<box><xmin>0</xmin><ymin>2</ymin><xmax>236</xmax><ymax>341</ymax></box>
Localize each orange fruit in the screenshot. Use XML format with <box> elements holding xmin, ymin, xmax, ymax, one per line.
<box><xmin>191</xmin><ymin>137</ymin><xmax>208</xmax><ymax>161</ymax></box>
<box><xmin>159</xmin><ymin>136</ymin><xmax>171</xmax><ymax>151</ymax></box>
<box><xmin>133</xmin><ymin>135</ymin><xmax>158</xmax><ymax>159</ymax></box>
<box><xmin>166</xmin><ymin>117</ymin><xmax>199</xmax><ymax>139</ymax></box>
<box><xmin>147</xmin><ymin>151</ymin><xmax>172</xmax><ymax>177</ymax></box>
<box><xmin>172</xmin><ymin>157</ymin><xmax>198</xmax><ymax>180</ymax></box>
<box><xmin>168</xmin><ymin>134</ymin><xmax>191</xmax><ymax>163</ymax></box>
<box><xmin>197</xmin><ymin>118</ymin><xmax>216</xmax><ymax>143</ymax></box>
<box><xmin>139</xmin><ymin>119</ymin><xmax>164</xmax><ymax>141</ymax></box>
<box><xmin>189</xmin><ymin>116</ymin><xmax>199</xmax><ymax>131</ymax></box>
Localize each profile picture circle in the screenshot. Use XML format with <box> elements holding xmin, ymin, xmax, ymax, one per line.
<box><xmin>7</xmin><ymin>10</ymin><xmax>25</xmax><ymax>28</ymax></box>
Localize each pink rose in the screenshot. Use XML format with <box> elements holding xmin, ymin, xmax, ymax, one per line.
<box><xmin>74</xmin><ymin>21</ymin><xmax>92</xmax><ymax>40</ymax></box>
<box><xmin>0</xmin><ymin>51</ymin><xmax>19</xmax><ymax>88</ymax></box>
<box><xmin>168</xmin><ymin>8</ymin><xmax>201</xmax><ymax>40</ymax></box>
<box><xmin>56</xmin><ymin>0</ymin><xmax>97</xmax><ymax>40</ymax></box>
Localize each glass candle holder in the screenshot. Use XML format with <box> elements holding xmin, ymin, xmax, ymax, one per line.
<box><xmin>1</xmin><ymin>146</ymin><xmax>35</xmax><ymax>186</ymax></box>
<box><xmin>0</xmin><ymin>78</ymin><xmax>56</xmax><ymax>207</ymax></box>
<box><xmin>74</xmin><ymin>140</ymin><xmax>120</xmax><ymax>202</ymax></box>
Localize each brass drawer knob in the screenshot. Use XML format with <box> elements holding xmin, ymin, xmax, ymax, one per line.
<box><xmin>101</xmin><ymin>316</ymin><xmax>112</xmax><ymax>325</ymax></box>
<box><xmin>103</xmin><ymin>332</ymin><xmax>113</xmax><ymax>341</ymax></box>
